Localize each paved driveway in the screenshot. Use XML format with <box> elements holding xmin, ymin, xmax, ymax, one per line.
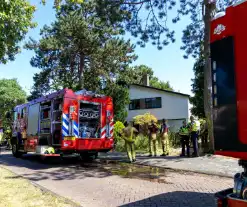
<box><xmin>0</xmin><ymin>151</ymin><xmax>232</xmax><ymax>207</ymax></box>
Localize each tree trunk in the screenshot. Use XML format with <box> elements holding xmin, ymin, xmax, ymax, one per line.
<box><xmin>78</xmin><ymin>53</ymin><xmax>85</xmax><ymax>89</ymax></box>
<box><xmin>203</xmin><ymin>0</ymin><xmax>215</xmax><ymax>152</ymax></box>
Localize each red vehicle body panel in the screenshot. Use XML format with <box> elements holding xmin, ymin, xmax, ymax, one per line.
<box><xmin>211</xmin><ymin>1</ymin><xmax>247</xmax><ymax>160</ymax></box>
<box><xmin>14</xmin><ymin>88</ymin><xmax>114</xmax><ymax>154</ymax></box>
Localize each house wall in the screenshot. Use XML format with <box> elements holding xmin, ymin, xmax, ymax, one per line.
<box><xmin>127</xmin><ymin>85</ymin><xmax>189</xmax><ymax>131</ymax></box>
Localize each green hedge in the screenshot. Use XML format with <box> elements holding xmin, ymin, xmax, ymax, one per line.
<box><xmin>115</xmin><ymin>132</ymin><xmax>181</xmax><ymax>152</ymax></box>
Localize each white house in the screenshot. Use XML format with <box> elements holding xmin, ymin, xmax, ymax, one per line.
<box><xmin>127</xmin><ymin>81</ymin><xmax>190</xmax><ymax>132</ymax></box>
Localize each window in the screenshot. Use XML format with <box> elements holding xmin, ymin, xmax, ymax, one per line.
<box><xmin>129</xmin><ymin>99</ymin><xmax>140</xmax><ymax>110</ymax></box>
<box><xmin>129</xmin><ymin>97</ymin><xmax>162</xmax><ymax>110</ymax></box>
<box><xmin>21</xmin><ymin>107</ymin><xmax>27</xmax><ymax>118</ymax></box>
<box><xmin>145</xmin><ymin>97</ymin><xmax>162</xmax><ymax>109</ymax></box>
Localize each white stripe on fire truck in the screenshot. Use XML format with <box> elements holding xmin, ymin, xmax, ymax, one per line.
<box><xmin>110</xmin><ymin>118</ymin><xmax>114</xmax><ymax>136</ymax></box>
<box><xmin>62</xmin><ymin>122</ymin><xmax>69</xmax><ymax>131</ymax></box>
<box><xmin>73</xmin><ymin>122</ymin><xmax>79</xmax><ymax>137</ymax></box>
<box><xmin>63</xmin><ymin>113</ymin><xmax>69</xmax><ymax>122</ymax></box>
<box><xmin>101</xmin><ymin>126</ymin><xmax>106</xmax><ymax>138</ymax></box>
<box><xmin>62</xmin><ymin>113</ymin><xmax>69</xmax><ymax>137</ymax></box>
<box><xmin>62</xmin><ymin>129</ymin><xmax>69</xmax><ymax>136</ymax></box>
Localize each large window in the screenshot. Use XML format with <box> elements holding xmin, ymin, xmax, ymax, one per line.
<box><xmin>129</xmin><ymin>97</ymin><xmax>162</xmax><ymax>110</ymax></box>
<box><xmin>145</xmin><ymin>97</ymin><xmax>162</xmax><ymax>109</ymax></box>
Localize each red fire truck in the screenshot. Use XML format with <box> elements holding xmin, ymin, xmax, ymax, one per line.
<box><xmin>9</xmin><ymin>88</ymin><xmax>114</xmax><ymax>159</ymax></box>
<box><xmin>211</xmin><ymin>0</ymin><xmax>247</xmax><ymax>206</ymax></box>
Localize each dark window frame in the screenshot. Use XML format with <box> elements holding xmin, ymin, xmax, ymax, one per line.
<box><xmin>129</xmin><ymin>99</ymin><xmax>140</xmax><ymax>110</ymax></box>
<box><xmin>129</xmin><ymin>97</ymin><xmax>162</xmax><ymax>110</ymax></box>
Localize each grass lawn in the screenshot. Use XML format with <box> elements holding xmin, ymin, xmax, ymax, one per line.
<box><xmin>0</xmin><ymin>167</ymin><xmax>78</xmax><ymax>207</ymax></box>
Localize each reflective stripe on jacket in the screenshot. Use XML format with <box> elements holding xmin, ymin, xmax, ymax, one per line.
<box><xmin>179</xmin><ymin>126</ymin><xmax>189</xmax><ymax>136</ymax></box>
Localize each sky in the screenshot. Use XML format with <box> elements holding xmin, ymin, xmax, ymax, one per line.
<box><xmin>0</xmin><ymin>0</ymin><xmax>195</xmax><ymax>96</ymax></box>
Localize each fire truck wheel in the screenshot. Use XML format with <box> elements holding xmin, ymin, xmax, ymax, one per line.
<box><xmin>94</xmin><ymin>152</ymin><xmax>98</xmax><ymax>159</ymax></box>
<box><xmin>80</xmin><ymin>152</ymin><xmax>98</xmax><ymax>161</ymax></box>
<box><xmin>79</xmin><ymin>153</ymin><xmax>94</xmax><ymax>161</ymax></box>
<box><xmin>12</xmin><ymin>143</ymin><xmax>22</xmax><ymax>158</ymax></box>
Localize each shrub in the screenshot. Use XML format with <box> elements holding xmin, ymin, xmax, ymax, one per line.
<box><xmin>115</xmin><ymin>139</ymin><xmax>125</xmax><ymax>152</ymax></box>
<box><xmin>135</xmin><ymin>135</ymin><xmax>149</xmax><ymax>150</ymax></box>
<box><xmin>168</xmin><ymin>132</ymin><xmax>181</xmax><ymax>147</ymax></box>
<box><xmin>113</xmin><ymin>121</ymin><xmax>125</xmax><ymax>146</ymax></box>
<box><xmin>133</xmin><ymin>113</ymin><xmax>158</xmax><ymax>136</ymax></box>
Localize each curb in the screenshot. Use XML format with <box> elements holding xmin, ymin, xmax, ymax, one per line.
<box><xmin>0</xmin><ymin>165</ymin><xmax>82</xmax><ymax>207</ymax></box>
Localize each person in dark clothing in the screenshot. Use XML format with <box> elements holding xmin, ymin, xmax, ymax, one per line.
<box><xmin>188</xmin><ymin>116</ymin><xmax>200</xmax><ymax>157</ymax></box>
<box><xmin>179</xmin><ymin>120</ymin><xmax>190</xmax><ymax>157</ymax></box>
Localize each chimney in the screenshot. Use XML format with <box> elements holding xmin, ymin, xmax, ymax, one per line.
<box><xmin>143</xmin><ymin>74</ymin><xmax>150</xmax><ymax>86</ymax></box>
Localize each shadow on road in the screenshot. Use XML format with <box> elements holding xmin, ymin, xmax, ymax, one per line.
<box><xmin>0</xmin><ymin>152</ymin><xmax>173</xmax><ymax>184</ymax></box>
<box><xmin>119</xmin><ymin>191</ymin><xmax>215</xmax><ymax>207</ymax></box>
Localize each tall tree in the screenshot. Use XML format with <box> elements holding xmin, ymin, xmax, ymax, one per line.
<box><xmin>190</xmin><ymin>56</ymin><xmax>205</xmax><ymax>118</ymax></box>
<box><xmin>119</xmin><ymin>65</ymin><xmax>174</xmax><ymax>91</ymax></box>
<box><xmin>0</xmin><ymin>79</ymin><xmax>26</xmax><ymax>126</ymax></box>
<box><xmin>0</xmin><ymin>0</ymin><xmax>36</xmax><ymax>64</ymax></box>
<box><xmin>26</xmin><ymin>1</ymin><xmax>136</xmax><ymax>91</ymax></box>
<box><xmin>27</xmin><ymin>1</ymin><xmax>137</xmax><ymax>121</ymax></box>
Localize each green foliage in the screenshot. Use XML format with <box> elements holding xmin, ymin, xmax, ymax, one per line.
<box><xmin>103</xmin><ymin>84</ymin><xmax>130</xmax><ymax>122</ymax></box>
<box><xmin>27</xmin><ymin>1</ymin><xmax>174</xmax><ymax>122</ymax></box>
<box><xmin>113</xmin><ymin>121</ymin><xmax>125</xmax><ymax>143</ymax></box>
<box><xmin>124</xmin><ymin>65</ymin><xmax>174</xmax><ymax>91</ymax></box>
<box><xmin>94</xmin><ymin>0</ymin><xmax>176</xmax><ymax>50</ymax></box>
<box><xmin>92</xmin><ymin>1</ymin><xmax>234</xmax><ymax>58</ymax></box>
<box><xmin>42</xmin><ymin>0</ymin><xmax>85</xmax><ymax>10</ymax></box>
<box><xmin>134</xmin><ymin>135</ymin><xmax>149</xmax><ymax>151</ymax></box>
<box><xmin>26</xmin><ymin>1</ymin><xmax>136</xmax><ymax>96</ymax></box>
<box><xmin>168</xmin><ymin>131</ymin><xmax>181</xmax><ymax>147</ymax></box>
<box><xmin>150</xmin><ymin>77</ymin><xmax>173</xmax><ymax>91</ymax></box>
<box><xmin>133</xmin><ymin>113</ymin><xmax>158</xmax><ymax>136</ymax></box>
<box><xmin>190</xmin><ymin>56</ymin><xmax>205</xmax><ymax>118</ymax></box>
<box><xmin>0</xmin><ymin>79</ymin><xmax>26</xmax><ymax>127</ymax></box>
<box><xmin>115</xmin><ymin>132</ymin><xmax>180</xmax><ymax>153</ymax></box>
<box><xmin>0</xmin><ymin>0</ymin><xmax>36</xmax><ymax>64</ymax></box>
<box><xmin>133</xmin><ymin>112</ymin><xmax>158</xmax><ymax>126</ymax></box>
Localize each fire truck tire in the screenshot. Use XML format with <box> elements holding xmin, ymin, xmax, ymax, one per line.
<box><xmin>12</xmin><ymin>143</ymin><xmax>22</xmax><ymax>158</ymax></box>
<box><xmin>79</xmin><ymin>152</ymin><xmax>97</xmax><ymax>161</ymax></box>
<box><xmin>93</xmin><ymin>152</ymin><xmax>98</xmax><ymax>159</ymax></box>
<box><xmin>39</xmin><ymin>156</ymin><xmax>47</xmax><ymax>163</ymax></box>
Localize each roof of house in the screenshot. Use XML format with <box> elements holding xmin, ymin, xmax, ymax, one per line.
<box><xmin>129</xmin><ymin>84</ymin><xmax>190</xmax><ymax>98</ymax></box>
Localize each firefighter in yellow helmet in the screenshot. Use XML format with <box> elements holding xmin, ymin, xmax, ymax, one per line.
<box><xmin>121</xmin><ymin>121</ymin><xmax>138</xmax><ymax>163</ymax></box>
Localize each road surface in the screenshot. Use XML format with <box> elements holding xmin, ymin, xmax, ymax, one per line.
<box><xmin>0</xmin><ymin>151</ymin><xmax>232</xmax><ymax>207</ymax></box>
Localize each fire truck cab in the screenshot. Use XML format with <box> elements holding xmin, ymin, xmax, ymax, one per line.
<box><xmin>211</xmin><ymin>0</ymin><xmax>247</xmax><ymax>206</ymax></box>
<box><xmin>10</xmin><ymin>88</ymin><xmax>114</xmax><ymax>158</ymax></box>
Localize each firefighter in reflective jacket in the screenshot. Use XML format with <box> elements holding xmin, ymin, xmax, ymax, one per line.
<box><xmin>188</xmin><ymin>116</ymin><xmax>200</xmax><ymax>157</ymax></box>
<box><xmin>179</xmin><ymin>120</ymin><xmax>190</xmax><ymax>157</ymax></box>
<box><xmin>148</xmin><ymin>120</ymin><xmax>159</xmax><ymax>157</ymax></box>
<box><xmin>160</xmin><ymin>119</ymin><xmax>169</xmax><ymax>156</ymax></box>
<box><xmin>121</xmin><ymin>121</ymin><xmax>138</xmax><ymax>163</ymax></box>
